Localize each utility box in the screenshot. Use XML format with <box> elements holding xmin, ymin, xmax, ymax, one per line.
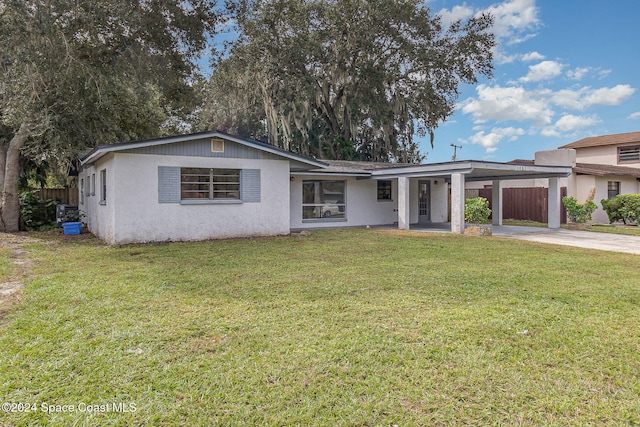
<box><xmin>56</xmin><ymin>204</ymin><xmax>79</xmax><ymax>228</ymax></box>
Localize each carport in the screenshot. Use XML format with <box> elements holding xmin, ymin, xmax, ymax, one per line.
<box><xmin>370</xmin><ymin>161</ymin><xmax>573</xmax><ymax>234</ymax></box>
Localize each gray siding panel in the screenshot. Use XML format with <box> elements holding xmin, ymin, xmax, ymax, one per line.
<box><xmin>125</xmin><ymin>138</ymin><xmax>281</xmax><ymax>161</ymax></box>
<box><xmin>158</xmin><ymin>166</ymin><xmax>181</xmax><ymax>203</ymax></box>
<box><xmin>241</xmin><ymin>169</ymin><xmax>261</xmax><ymax>203</ymax></box>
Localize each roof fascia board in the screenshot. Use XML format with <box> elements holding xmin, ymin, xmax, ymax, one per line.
<box><xmin>291</xmin><ymin>171</ymin><xmax>371</xmax><ymax>177</ymax></box>
<box><xmin>465</xmin><ymin>173</ymin><xmax>570</xmax><ymax>182</ymax></box>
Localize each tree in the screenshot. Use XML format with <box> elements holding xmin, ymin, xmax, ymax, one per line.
<box><xmin>0</xmin><ymin>0</ymin><xmax>217</xmax><ymax>231</ymax></box>
<box><xmin>202</xmin><ymin>0</ymin><xmax>494</xmax><ymax>162</ymax></box>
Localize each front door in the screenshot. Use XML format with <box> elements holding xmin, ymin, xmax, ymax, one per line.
<box><xmin>418</xmin><ymin>180</ymin><xmax>431</xmax><ymax>223</ymax></box>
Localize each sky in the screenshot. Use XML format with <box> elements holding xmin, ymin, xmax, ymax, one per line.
<box><xmin>424</xmin><ymin>0</ymin><xmax>640</xmax><ymax>163</ymax></box>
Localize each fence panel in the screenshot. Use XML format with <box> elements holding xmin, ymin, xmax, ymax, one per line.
<box><xmin>467</xmin><ymin>187</ymin><xmax>567</xmax><ymax>224</ymax></box>
<box><xmin>28</xmin><ymin>188</ymin><xmax>79</xmax><ymax>206</ymax></box>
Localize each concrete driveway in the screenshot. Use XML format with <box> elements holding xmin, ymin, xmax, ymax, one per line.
<box><xmin>409</xmin><ymin>223</ymin><xmax>640</xmax><ymax>255</ymax></box>
<box><xmin>498</xmin><ymin>228</ymin><xmax>640</xmax><ymax>255</ymax></box>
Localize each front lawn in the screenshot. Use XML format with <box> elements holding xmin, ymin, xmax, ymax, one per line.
<box><xmin>1</xmin><ymin>229</ymin><xmax>639</xmax><ymax>426</ymax></box>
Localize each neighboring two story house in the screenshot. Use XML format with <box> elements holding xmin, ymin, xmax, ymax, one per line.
<box><xmin>559</xmin><ymin>131</ymin><xmax>640</xmax><ymax>224</ymax></box>
<box><xmin>466</xmin><ymin>131</ymin><xmax>640</xmax><ymax>224</ymax></box>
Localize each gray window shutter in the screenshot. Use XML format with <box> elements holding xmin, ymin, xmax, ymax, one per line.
<box><xmin>241</xmin><ymin>169</ymin><xmax>261</xmax><ymax>203</ymax></box>
<box><xmin>158</xmin><ymin>166</ymin><xmax>181</xmax><ymax>203</ymax></box>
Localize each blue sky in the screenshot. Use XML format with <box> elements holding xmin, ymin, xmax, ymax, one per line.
<box><xmin>426</xmin><ymin>0</ymin><xmax>639</xmax><ymax>162</ymax></box>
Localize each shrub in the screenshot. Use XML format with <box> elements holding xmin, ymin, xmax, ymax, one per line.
<box><xmin>465</xmin><ymin>197</ymin><xmax>491</xmax><ymax>224</ymax></box>
<box><xmin>19</xmin><ymin>190</ymin><xmax>59</xmax><ymax>230</ymax></box>
<box><xmin>600</xmin><ymin>194</ymin><xmax>640</xmax><ymax>224</ymax></box>
<box><xmin>601</xmin><ymin>197</ymin><xmax>624</xmax><ymax>223</ymax></box>
<box><xmin>562</xmin><ymin>196</ymin><xmax>597</xmax><ymax>224</ymax></box>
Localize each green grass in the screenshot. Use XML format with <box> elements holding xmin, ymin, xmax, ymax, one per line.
<box><xmin>590</xmin><ymin>224</ymin><xmax>640</xmax><ymax>236</ymax></box>
<box><xmin>1</xmin><ymin>229</ymin><xmax>640</xmax><ymax>426</ymax></box>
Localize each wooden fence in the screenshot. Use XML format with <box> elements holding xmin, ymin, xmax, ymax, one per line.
<box><xmin>27</xmin><ymin>188</ymin><xmax>79</xmax><ymax>206</ymax></box>
<box><xmin>466</xmin><ymin>187</ymin><xmax>567</xmax><ymax>224</ymax></box>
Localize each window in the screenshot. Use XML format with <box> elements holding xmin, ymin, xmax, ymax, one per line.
<box><xmin>608</xmin><ymin>181</ymin><xmax>621</xmax><ymax>199</ymax></box>
<box><xmin>80</xmin><ymin>179</ymin><xmax>84</xmax><ymax>205</ymax></box>
<box><xmin>377</xmin><ymin>180</ymin><xmax>392</xmax><ymax>201</ymax></box>
<box><xmin>100</xmin><ymin>169</ymin><xmax>106</xmax><ymax>204</ymax></box>
<box><xmin>91</xmin><ymin>174</ymin><xmax>96</xmax><ymax>196</ymax></box>
<box><xmin>618</xmin><ymin>146</ymin><xmax>640</xmax><ymax>163</ymax></box>
<box><xmin>180</xmin><ymin>168</ymin><xmax>240</xmax><ymax>200</ymax></box>
<box><xmin>85</xmin><ymin>176</ymin><xmax>91</xmax><ymax>197</ymax></box>
<box><xmin>302</xmin><ymin>180</ymin><xmax>346</xmax><ymax>220</ymax></box>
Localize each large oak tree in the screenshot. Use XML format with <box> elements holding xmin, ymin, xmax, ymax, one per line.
<box><xmin>0</xmin><ymin>0</ymin><xmax>217</xmax><ymax>231</ymax></box>
<box><xmin>202</xmin><ymin>0</ymin><xmax>494</xmax><ymax>162</ymax></box>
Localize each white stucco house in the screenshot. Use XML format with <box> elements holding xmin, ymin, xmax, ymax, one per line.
<box><xmin>79</xmin><ymin>131</ymin><xmax>572</xmax><ymax>244</ymax></box>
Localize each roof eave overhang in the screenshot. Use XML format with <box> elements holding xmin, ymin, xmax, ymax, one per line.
<box><xmin>80</xmin><ymin>131</ymin><xmax>327</xmax><ymax>170</ymax></box>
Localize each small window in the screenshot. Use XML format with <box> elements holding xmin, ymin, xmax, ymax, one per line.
<box><xmin>377</xmin><ymin>180</ymin><xmax>392</xmax><ymax>201</ymax></box>
<box><xmin>608</xmin><ymin>181</ymin><xmax>621</xmax><ymax>199</ymax></box>
<box><xmin>100</xmin><ymin>169</ymin><xmax>106</xmax><ymax>204</ymax></box>
<box><xmin>618</xmin><ymin>146</ymin><xmax>640</xmax><ymax>163</ymax></box>
<box><xmin>91</xmin><ymin>174</ymin><xmax>96</xmax><ymax>196</ymax></box>
<box><xmin>211</xmin><ymin>138</ymin><xmax>225</xmax><ymax>153</ymax></box>
<box><xmin>180</xmin><ymin>168</ymin><xmax>240</xmax><ymax>200</ymax></box>
<box><xmin>302</xmin><ymin>180</ymin><xmax>346</xmax><ymax>220</ymax></box>
<box><xmin>85</xmin><ymin>176</ymin><xmax>91</xmax><ymax>197</ymax></box>
<box><xmin>80</xmin><ymin>179</ymin><xmax>84</xmax><ymax>205</ymax></box>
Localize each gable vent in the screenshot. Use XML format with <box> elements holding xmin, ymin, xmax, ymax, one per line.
<box><xmin>211</xmin><ymin>138</ymin><xmax>225</xmax><ymax>153</ymax></box>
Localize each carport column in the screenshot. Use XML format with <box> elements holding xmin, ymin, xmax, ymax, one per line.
<box><xmin>451</xmin><ymin>173</ymin><xmax>465</xmax><ymax>234</ymax></box>
<box><xmin>397</xmin><ymin>177</ymin><xmax>410</xmax><ymax>230</ymax></box>
<box><xmin>548</xmin><ymin>177</ymin><xmax>561</xmax><ymax>229</ymax></box>
<box><xmin>492</xmin><ymin>180</ymin><xmax>503</xmax><ymax>226</ymax></box>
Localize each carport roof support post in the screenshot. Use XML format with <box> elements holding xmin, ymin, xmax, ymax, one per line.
<box><xmin>451</xmin><ymin>173</ymin><xmax>465</xmax><ymax>234</ymax></box>
<box><xmin>548</xmin><ymin>177</ymin><xmax>561</xmax><ymax>229</ymax></box>
<box><xmin>397</xmin><ymin>177</ymin><xmax>410</xmax><ymax>230</ymax></box>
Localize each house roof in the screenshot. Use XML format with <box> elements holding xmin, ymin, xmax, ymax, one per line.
<box><xmin>509</xmin><ymin>159</ymin><xmax>640</xmax><ymax>178</ymax></box>
<box><xmin>80</xmin><ymin>130</ymin><xmax>327</xmax><ymax>170</ymax></box>
<box><xmin>297</xmin><ymin>159</ymin><xmax>572</xmax><ymax>181</ymax></box>
<box><xmin>573</xmin><ymin>163</ymin><xmax>640</xmax><ymax>178</ymax></box>
<box><xmin>559</xmin><ymin>131</ymin><xmax>640</xmax><ymax>149</ymax></box>
<box><xmin>302</xmin><ymin>160</ymin><xmax>419</xmax><ymax>176</ymax></box>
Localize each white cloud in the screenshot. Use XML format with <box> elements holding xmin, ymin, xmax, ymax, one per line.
<box><xmin>549</xmin><ymin>84</ymin><xmax>635</xmax><ymax>110</ymax></box>
<box><xmin>436</xmin><ymin>4</ymin><xmax>475</xmax><ymax>26</ymax></box>
<box><xmin>520</xmin><ymin>60</ymin><xmax>564</xmax><ymax>82</ymax></box>
<box><xmin>460</xmin><ymin>84</ymin><xmax>554</xmax><ymax>125</ymax></box>
<box><xmin>437</xmin><ymin>0</ymin><xmax>540</xmax><ymax>46</ymax></box>
<box><xmin>540</xmin><ymin>114</ymin><xmax>600</xmax><ymax>136</ymax></box>
<box><xmin>468</xmin><ymin>127</ymin><xmax>526</xmax><ymax>152</ymax></box>
<box><xmin>521</xmin><ymin>51</ymin><xmax>544</xmax><ymax>62</ymax></box>
<box><xmin>629</xmin><ymin>112</ymin><xmax>640</xmax><ymax>119</ymax></box>
<box><xmin>585</xmin><ymin>84</ymin><xmax>635</xmax><ymax>107</ymax></box>
<box><xmin>484</xmin><ymin>0</ymin><xmax>541</xmax><ymax>45</ymax></box>
<box><xmin>566</xmin><ymin>67</ymin><xmax>590</xmax><ymax>80</ymax></box>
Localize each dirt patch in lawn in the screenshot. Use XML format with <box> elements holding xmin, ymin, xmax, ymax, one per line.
<box><xmin>0</xmin><ymin>233</ymin><xmax>42</xmax><ymax>326</ymax></box>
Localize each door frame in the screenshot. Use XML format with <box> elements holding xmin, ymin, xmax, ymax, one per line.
<box><xmin>418</xmin><ymin>180</ymin><xmax>431</xmax><ymax>223</ymax></box>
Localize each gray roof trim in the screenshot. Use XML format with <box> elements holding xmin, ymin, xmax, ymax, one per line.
<box><xmin>80</xmin><ymin>130</ymin><xmax>327</xmax><ymax>169</ymax></box>
<box><xmin>291</xmin><ymin>160</ymin><xmax>572</xmax><ymax>181</ymax></box>
<box><xmin>369</xmin><ymin>161</ymin><xmax>571</xmax><ymax>180</ymax></box>
<box><xmin>291</xmin><ymin>170</ymin><xmax>372</xmax><ymax>177</ymax></box>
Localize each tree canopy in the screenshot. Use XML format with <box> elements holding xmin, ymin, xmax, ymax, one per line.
<box><xmin>201</xmin><ymin>0</ymin><xmax>495</xmax><ymax>162</ymax></box>
<box><xmin>0</xmin><ymin>0</ymin><xmax>217</xmax><ymax>230</ymax></box>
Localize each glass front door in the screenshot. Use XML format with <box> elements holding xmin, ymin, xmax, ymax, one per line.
<box><xmin>418</xmin><ymin>180</ymin><xmax>431</xmax><ymax>223</ymax></box>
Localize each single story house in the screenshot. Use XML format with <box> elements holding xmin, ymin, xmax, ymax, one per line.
<box><xmin>79</xmin><ymin>131</ymin><xmax>572</xmax><ymax>244</ymax></box>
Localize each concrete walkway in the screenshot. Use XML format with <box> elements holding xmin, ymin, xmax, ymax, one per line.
<box><xmin>409</xmin><ymin>223</ymin><xmax>640</xmax><ymax>255</ymax></box>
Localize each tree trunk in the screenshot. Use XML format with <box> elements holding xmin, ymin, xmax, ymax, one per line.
<box><xmin>0</xmin><ymin>124</ymin><xmax>29</xmax><ymax>232</ymax></box>
<box><xmin>0</xmin><ymin>144</ymin><xmax>7</xmax><ymax>193</ymax></box>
